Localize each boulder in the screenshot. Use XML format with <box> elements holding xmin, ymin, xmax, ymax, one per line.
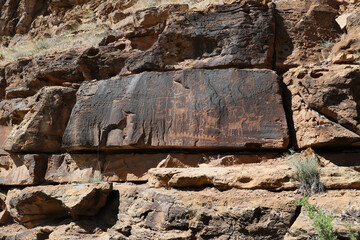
<box><xmin>0</xmin><ymin>98</ymin><xmax>30</xmax><ymax>125</ymax></box>
<box><xmin>77</xmin><ymin>45</ymin><xmax>131</xmax><ymax>81</ymax></box>
<box><xmin>4</xmin><ymin>86</ymin><xmax>76</xmax><ymax>153</ymax></box>
<box><xmin>0</xmin><ymin>97</ymin><xmax>31</xmax><ymax>155</ymax></box>
<box><xmin>6</xmin><ymin>183</ymin><xmax>112</xmax><ymax>228</ymax></box>
<box><xmin>127</xmin><ymin>1</ymin><xmax>276</xmax><ymax>71</ymax></box>
<box><xmin>63</xmin><ymin>69</ymin><xmax>289</xmax><ymax>151</ymax></box>
<box><xmin>274</xmin><ymin>0</ymin><xmax>341</xmax><ymax>71</ymax></box>
<box><xmin>0</xmin><ymin>154</ymin><xmax>48</xmax><ymax>185</ymax></box>
<box><xmin>284</xmin><ymin>65</ymin><xmax>360</xmax><ymax>148</ymax></box>
<box><xmin>0</xmin><ymin>68</ymin><xmax>5</xmax><ymax>100</ymax></box>
<box><xmin>0</xmin><ymin>224</ymin><xmax>50</xmax><ymax>239</ymax></box>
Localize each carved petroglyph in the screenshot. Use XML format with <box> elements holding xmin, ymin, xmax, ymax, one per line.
<box><xmin>62</xmin><ymin>69</ymin><xmax>289</xmax><ymax>150</ymax></box>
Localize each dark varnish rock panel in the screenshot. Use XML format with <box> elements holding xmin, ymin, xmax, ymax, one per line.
<box><xmin>63</xmin><ymin>69</ymin><xmax>288</xmax><ymax>151</ymax></box>
<box><xmin>126</xmin><ymin>0</ymin><xmax>275</xmax><ymax>72</ymax></box>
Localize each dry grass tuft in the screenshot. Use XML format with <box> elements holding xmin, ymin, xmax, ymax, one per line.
<box><xmin>0</xmin><ymin>26</ymin><xmax>108</xmax><ymax>65</ymax></box>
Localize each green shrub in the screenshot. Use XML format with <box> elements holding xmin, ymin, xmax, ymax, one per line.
<box><xmin>345</xmin><ymin>223</ymin><xmax>357</xmax><ymax>240</ymax></box>
<box><xmin>288</xmin><ymin>149</ymin><xmax>325</xmax><ymax>194</ymax></box>
<box><xmin>295</xmin><ymin>195</ymin><xmax>337</xmax><ymax>240</ymax></box>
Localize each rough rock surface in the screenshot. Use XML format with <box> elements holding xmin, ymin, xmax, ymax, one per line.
<box><xmin>0</xmin><ymin>154</ymin><xmax>48</xmax><ymax>185</ymax></box>
<box><xmin>329</xmin><ymin>8</ymin><xmax>360</xmax><ymax>64</ymax></box>
<box><xmin>4</xmin><ymin>86</ymin><xmax>76</xmax><ymax>153</ymax></box>
<box><xmin>284</xmin><ymin>64</ymin><xmax>360</xmax><ymax>148</ymax></box>
<box><xmin>0</xmin><ymin>0</ymin><xmax>359</xmax><ymax>239</ymax></box>
<box><xmin>149</xmin><ymin>158</ymin><xmax>360</xmax><ymax>191</ymax></box>
<box><xmin>4</xmin><ymin>50</ymin><xmax>84</xmax><ymax>99</ymax></box>
<box><xmin>110</xmin><ymin>184</ymin><xmax>298</xmax><ymax>240</ymax></box>
<box><xmin>0</xmin><ymin>0</ymin><xmax>47</xmax><ymax>36</ymax></box>
<box><xmin>45</xmin><ymin>152</ymin><xmax>276</xmax><ymax>183</ymax></box>
<box><xmin>63</xmin><ymin>68</ymin><xmax>288</xmax><ymax>150</ymax></box>
<box><xmin>6</xmin><ymin>182</ymin><xmax>112</xmax><ymax>228</ymax></box>
<box><xmin>286</xmin><ymin>190</ymin><xmax>360</xmax><ymax>239</ymax></box>
<box><xmin>127</xmin><ymin>1</ymin><xmax>276</xmax><ymax>72</ymax></box>
<box><xmin>275</xmin><ymin>0</ymin><xmax>341</xmax><ymax>71</ymax></box>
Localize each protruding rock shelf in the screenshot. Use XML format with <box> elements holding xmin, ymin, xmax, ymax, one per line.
<box><xmin>63</xmin><ymin>69</ymin><xmax>289</xmax><ymax>151</ymax></box>
<box><xmin>6</xmin><ymin>183</ymin><xmax>112</xmax><ymax>228</ymax></box>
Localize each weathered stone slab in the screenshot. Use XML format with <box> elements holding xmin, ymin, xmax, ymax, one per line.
<box><xmin>6</xmin><ymin>183</ymin><xmax>112</xmax><ymax>228</ymax></box>
<box><xmin>0</xmin><ymin>154</ymin><xmax>48</xmax><ymax>185</ymax></box>
<box><xmin>127</xmin><ymin>0</ymin><xmax>275</xmax><ymax>72</ymax></box>
<box><xmin>63</xmin><ymin>69</ymin><xmax>289</xmax><ymax>150</ymax></box>
<box><xmin>149</xmin><ymin>162</ymin><xmax>360</xmax><ymax>191</ymax></box>
<box><xmin>149</xmin><ymin>164</ymin><xmax>295</xmax><ymax>191</ymax></box>
<box><xmin>4</xmin><ymin>86</ymin><xmax>76</xmax><ymax>153</ymax></box>
<box><xmin>284</xmin><ymin>65</ymin><xmax>360</xmax><ymax>148</ymax></box>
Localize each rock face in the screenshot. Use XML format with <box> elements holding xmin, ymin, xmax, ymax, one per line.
<box><xmin>0</xmin><ymin>154</ymin><xmax>48</xmax><ymax>185</ymax></box>
<box><xmin>6</xmin><ymin>183</ymin><xmax>112</xmax><ymax>228</ymax></box>
<box><xmin>110</xmin><ymin>184</ymin><xmax>298</xmax><ymax>240</ymax></box>
<box><xmin>275</xmin><ymin>0</ymin><xmax>341</xmax><ymax>71</ymax></box>
<box><xmin>63</xmin><ymin>69</ymin><xmax>289</xmax><ymax>150</ymax></box>
<box><xmin>0</xmin><ymin>0</ymin><xmax>360</xmax><ymax>239</ymax></box>
<box><xmin>127</xmin><ymin>1</ymin><xmax>276</xmax><ymax>72</ymax></box>
<box><xmin>45</xmin><ymin>152</ymin><xmax>277</xmax><ymax>182</ymax></box>
<box><xmin>0</xmin><ymin>0</ymin><xmax>47</xmax><ymax>36</ymax></box>
<box><xmin>330</xmin><ymin>9</ymin><xmax>360</xmax><ymax>64</ymax></box>
<box><xmin>4</xmin><ymin>86</ymin><xmax>76</xmax><ymax>153</ymax></box>
<box><xmin>284</xmin><ymin>65</ymin><xmax>360</xmax><ymax>148</ymax></box>
<box><xmin>4</xmin><ymin>51</ymin><xmax>84</xmax><ymax>99</ymax></box>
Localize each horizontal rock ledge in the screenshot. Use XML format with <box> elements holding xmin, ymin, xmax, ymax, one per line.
<box><xmin>148</xmin><ymin>164</ymin><xmax>360</xmax><ymax>191</ymax></box>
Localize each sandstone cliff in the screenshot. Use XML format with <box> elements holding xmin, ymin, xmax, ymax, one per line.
<box><xmin>0</xmin><ymin>0</ymin><xmax>359</xmax><ymax>239</ymax></box>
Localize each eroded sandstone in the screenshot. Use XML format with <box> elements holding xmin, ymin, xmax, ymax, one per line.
<box><xmin>284</xmin><ymin>64</ymin><xmax>360</xmax><ymax>148</ymax></box>
<box><xmin>0</xmin><ymin>154</ymin><xmax>48</xmax><ymax>185</ymax></box>
<box><xmin>127</xmin><ymin>0</ymin><xmax>276</xmax><ymax>72</ymax></box>
<box><xmin>6</xmin><ymin>182</ymin><xmax>112</xmax><ymax>228</ymax></box>
<box><xmin>63</xmin><ymin>69</ymin><xmax>289</xmax><ymax>151</ymax></box>
<box><xmin>4</xmin><ymin>86</ymin><xmax>76</xmax><ymax>153</ymax></box>
<box><xmin>275</xmin><ymin>0</ymin><xmax>341</xmax><ymax>71</ymax></box>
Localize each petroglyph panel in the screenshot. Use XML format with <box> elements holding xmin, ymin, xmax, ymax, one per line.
<box><xmin>62</xmin><ymin>69</ymin><xmax>288</xmax><ymax>150</ymax></box>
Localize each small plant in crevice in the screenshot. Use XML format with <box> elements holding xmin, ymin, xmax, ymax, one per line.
<box><xmin>319</xmin><ymin>39</ymin><xmax>334</xmax><ymax>63</ymax></box>
<box><xmin>287</xmin><ymin>148</ymin><xmax>325</xmax><ymax>195</ymax></box>
<box><xmin>295</xmin><ymin>195</ymin><xmax>359</xmax><ymax>240</ymax></box>
<box><xmin>79</xmin><ymin>160</ymin><xmax>105</xmax><ymax>184</ymax></box>
<box><xmin>295</xmin><ymin>194</ymin><xmax>338</xmax><ymax>240</ymax></box>
<box><xmin>320</xmin><ymin>39</ymin><xmax>333</xmax><ymax>49</ymax></box>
